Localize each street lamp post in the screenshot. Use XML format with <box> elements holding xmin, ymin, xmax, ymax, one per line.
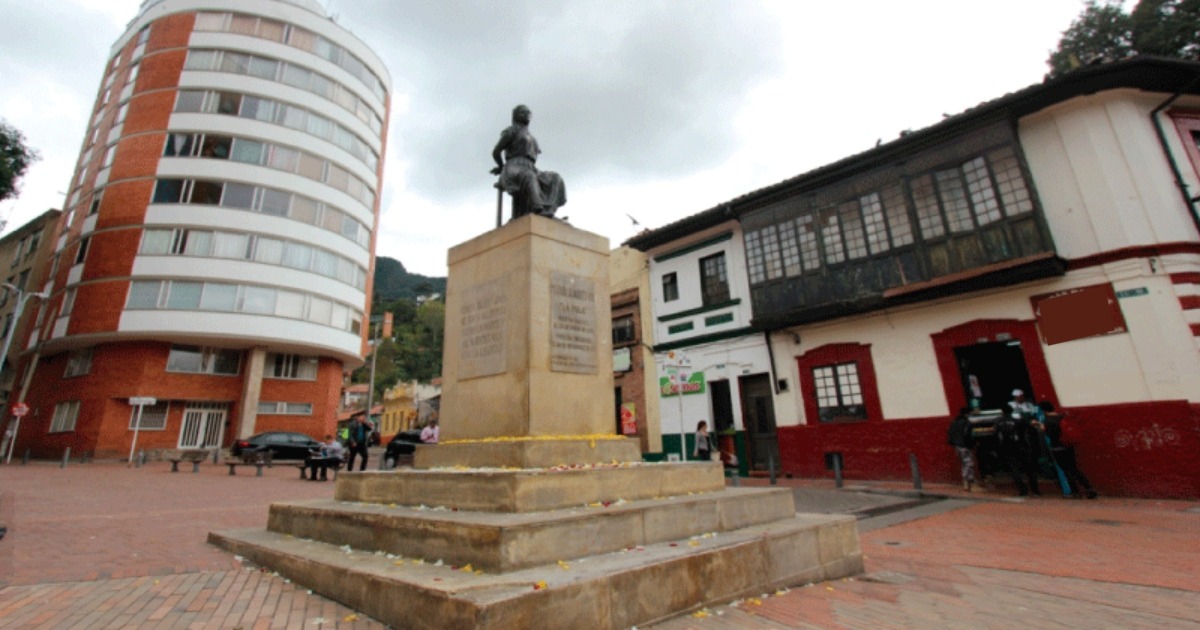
<box><xmin>1</xmin><ymin>283</ymin><xmax>49</xmax><ymax>463</ymax></box>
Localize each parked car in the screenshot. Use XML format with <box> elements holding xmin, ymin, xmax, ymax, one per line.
<box><xmin>384</xmin><ymin>430</ymin><xmax>424</xmax><ymax>468</ymax></box>
<box><xmin>232</xmin><ymin>431</ymin><xmax>321</xmax><ymax>462</ymax></box>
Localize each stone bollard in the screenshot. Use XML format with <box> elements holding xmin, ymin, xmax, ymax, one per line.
<box><xmin>909</xmin><ymin>453</ymin><xmax>922</xmax><ymax>491</ymax></box>
<box><xmin>61</xmin><ymin>447</ymin><xmax>71</xmax><ymax>468</ymax></box>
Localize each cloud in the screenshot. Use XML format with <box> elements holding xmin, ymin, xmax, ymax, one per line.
<box><xmin>339</xmin><ymin>0</ymin><xmax>782</xmax><ymax>208</ymax></box>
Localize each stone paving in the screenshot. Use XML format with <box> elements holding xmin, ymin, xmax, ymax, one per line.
<box><xmin>649</xmin><ymin>479</ymin><xmax>1200</xmax><ymax>629</ymax></box>
<box><xmin>1</xmin><ymin>461</ymin><xmax>1198</xmax><ymax>629</ymax></box>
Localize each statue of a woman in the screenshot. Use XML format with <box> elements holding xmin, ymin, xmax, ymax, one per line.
<box><xmin>490</xmin><ymin>105</ymin><xmax>567</xmax><ymax>220</ymax></box>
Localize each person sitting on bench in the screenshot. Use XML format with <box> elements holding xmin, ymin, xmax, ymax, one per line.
<box><xmin>306</xmin><ymin>435</ymin><xmax>344</xmax><ymax>481</ymax></box>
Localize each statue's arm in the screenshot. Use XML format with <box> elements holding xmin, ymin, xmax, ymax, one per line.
<box><xmin>490</xmin><ymin>127</ymin><xmax>513</xmax><ymax>175</ymax></box>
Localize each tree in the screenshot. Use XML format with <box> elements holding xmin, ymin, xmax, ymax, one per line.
<box><xmin>1047</xmin><ymin>0</ymin><xmax>1200</xmax><ymax>78</ymax></box>
<box><xmin>1046</xmin><ymin>1</ymin><xmax>1135</xmax><ymax>79</ymax></box>
<box><xmin>0</xmin><ymin>120</ymin><xmax>39</xmax><ymax>203</ymax></box>
<box><xmin>1131</xmin><ymin>0</ymin><xmax>1200</xmax><ymax>59</ymax></box>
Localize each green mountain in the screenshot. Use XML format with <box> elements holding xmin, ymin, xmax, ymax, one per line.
<box><xmin>373</xmin><ymin>256</ymin><xmax>446</xmax><ymax>301</ymax></box>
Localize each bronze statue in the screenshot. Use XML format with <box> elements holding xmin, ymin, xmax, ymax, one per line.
<box><xmin>490</xmin><ymin>105</ymin><xmax>566</xmax><ymax>221</ymax></box>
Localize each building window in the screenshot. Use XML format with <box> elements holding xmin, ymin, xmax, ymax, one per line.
<box><xmin>661</xmin><ymin>272</ymin><xmax>679</xmax><ymax>302</ymax></box>
<box><xmin>150</xmin><ymin>178</ymin><xmax>371</xmax><ymax>249</ymax></box>
<box><xmin>129</xmin><ymin>401</ymin><xmax>169</xmax><ymax>430</ymax></box>
<box><xmin>61</xmin><ymin>288</ymin><xmax>77</xmax><ymax>316</ymax></box>
<box><xmin>101</xmin><ymin>144</ymin><xmax>117</xmax><ymax>168</ymax></box>
<box><xmin>74</xmin><ymin>237</ymin><xmax>90</xmax><ymax>265</ymax></box>
<box><xmin>166</xmin><ymin>345</ymin><xmax>241</xmax><ymax>375</ymax></box>
<box><xmin>699</xmin><ymin>253</ymin><xmax>729</xmax><ymax>306</ymax></box>
<box><xmin>124</xmin><ymin>280</ymin><xmax>364</xmax><ymax>334</ymax></box>
<box><xmin>612</xmin><ymin>315</ymin><xmax>635</xmax><ymax>345</ymax></box>
<box><xmin>267</xmin><ymin>353</ymin><xmax>318</xmax><ymax>380</ymax></box>
<box><xmin>89</xmin><ymin>191</ymin><xmax>103</xmax><ymax>215</ymax></box>
<box><xmin>64</xmin><ymin>348</ymin><xmax>93</xmax><ymax>377</ymax></box>
<box><xmin>136</xmin><ymin>25</ymin><xmax>150</xmax><ymax>46</ymax></box>
<box><xmin>257</xmin><ymin>401</ymin><xmax>313</xmax><ymax>415</ymax></box>
<box><xmin>797</xmin><ymin>343</ymin><xmax>881</xmax><ymax>425</ymax></box>
<box><xmin>812</xmin><ymin>362</ymin><xmax>864</xmax><ymax>422</ymax></box>
<box><xmin>49</xmin><ymin>401</ymin><xmax>81</xmax><ymax>433</ymax></box>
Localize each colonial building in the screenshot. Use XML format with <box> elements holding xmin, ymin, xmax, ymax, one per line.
<box><xmin>625</xmin><ymin>221</ymin><xmax>772</xmax><ymax>474</ymax></box>
<box><xmin>630</xmin><ymin>57</ymin><xmax>1200</xmax><ymax>498</ymax></box>
<box><xmin>6</xmin><ymin>0</ymin><xmax>389</xmax><ymax>459</ymax></box>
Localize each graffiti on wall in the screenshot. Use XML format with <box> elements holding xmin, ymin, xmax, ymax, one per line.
<box><xmin>1113</xmin><ymin>424</ymin><xmax>1181</xmax><ymax>451</ymax></box>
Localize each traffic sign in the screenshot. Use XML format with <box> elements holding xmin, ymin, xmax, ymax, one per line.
<box><xmin>11</xmin><ymin>402</ymin><xmax>29</xmax><ymax>417</ymax></box>
<box><xmin>129</xmin><ymin>397</ymin><xmax>157</xmax><ymax>407</ymax></box>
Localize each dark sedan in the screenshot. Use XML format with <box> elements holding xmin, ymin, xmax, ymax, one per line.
<box><xmin>232</xmin><ymin>431</ymin><xmax>321</xmax><ymax>462</ymax></box>
<box><xmin>384</xmin><ymin>430</ymin><xmax>424</xmax><ymax>468</ymax></box>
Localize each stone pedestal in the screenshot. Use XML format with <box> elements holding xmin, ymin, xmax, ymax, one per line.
<box><xmin>210</xmin><ymin>218</ymin><xmax>863</xmax><ymax>629</ymax></box>
<box><xmin>428</xmin><ymin>214</ymin><xmax>641</xmax><ymax>467</ymax></box>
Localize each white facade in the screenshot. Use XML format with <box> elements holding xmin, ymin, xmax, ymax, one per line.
<box><xmin>643</xmin><ymin>221</ymin><xmax>773</xmax><ymax>457</ymax></box>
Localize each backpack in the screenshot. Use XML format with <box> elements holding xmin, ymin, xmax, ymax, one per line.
<box><xmin>947</xmin><ymin>415</ymin><xmax>972</xmax><ymax>447</ymax></box>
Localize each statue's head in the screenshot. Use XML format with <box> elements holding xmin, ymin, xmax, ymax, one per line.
<box><xmin>512</xmin><ymin>104</ymin><xmax>531</xmax><ymax>124</ymax></box>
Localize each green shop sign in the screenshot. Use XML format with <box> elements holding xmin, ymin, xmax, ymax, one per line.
<box><xmin>660</xmin><ymin>370</ymin><xmax>706</xmax><ymax>396</ymax></box>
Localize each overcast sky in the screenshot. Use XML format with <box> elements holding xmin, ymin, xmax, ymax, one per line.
<box><xmin>0</xmin><ymin>0</ymin><xmax>1098</xmax><ymax>277</ymax></box>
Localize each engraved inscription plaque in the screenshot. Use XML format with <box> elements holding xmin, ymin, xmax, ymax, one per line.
<box><xmin>550</xmin><ymin>271</ymin><xmax>597</xmax><ymax>374</ymax></box>
<box><xmin>458</xmin><ymin>277</ymin><xmax>508</xmax><ymax>380</ymax></box>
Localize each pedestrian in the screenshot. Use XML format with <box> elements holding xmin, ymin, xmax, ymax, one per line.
<box><xmin>346</xmin><ymin>415</ymin><xmax>370</xmax><ymax>471</ymax></box>
<box><xmin>693</xmin><ymin>420</ymin><xmax>714</xmax><ymax>461</ymax></box>
<box><xmin>420</xmin><ymin>418</ymin><xmax>439</xmax><ymax>444</ymax></box>
<box><xmin>998</xmin><ymin>389</ymin><xmax>1041</xmax><ymax>496</ymax></box>
<box><xmin>1037</xmin><ymin>402</ymin><xmax>1098</xmax><ymax>499</ymax></box>
<box><xmin>947</xmin><ymin>407</ymin><xmax>981</xmax><ymax>492</ymax></box>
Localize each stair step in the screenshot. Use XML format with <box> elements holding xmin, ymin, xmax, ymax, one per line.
<box><xmin>210</xmin><ymin>511</ymin><xmax>861</xmax><ymax>630</ymax></box>
<box><xmin>267</xmin><ymin>487</ymin><xmax>796</xmax><ymax>573</ymax></box>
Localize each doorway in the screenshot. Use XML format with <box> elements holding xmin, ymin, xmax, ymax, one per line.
<box><xmin>708</xmin><ymin>380</ymin><xmax>733</xmax><ymax>433</ymax></box>
<box><xmin>954</xmin><ymin>340</ymin><xmax>1033</xmax><ymax>411</ymax></box>
<box><xmin>739</xmin><ymin>373</ymin><xmax>779</xmax><ymax>471</ymax></box>
<box><xmin>178</xmin><ymin>402</ymin><xmax>227</xmax><ymax>449</ymax></box>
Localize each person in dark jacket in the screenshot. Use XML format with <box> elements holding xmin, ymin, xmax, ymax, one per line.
<box><xmin>947</xmin><ymin>407</ymin><xmax>980</xmax><ymax>492</ymax></box>
<box><xmin>1037</xmin><ymin>401</ymin><xmax>1098</xmax><ymax>499</ymax></box>
<box><xmin>346</xmin><ymin>415</ymin><xmax>371</xmax><ymax>471</ymax></box>
<box><xmin>997</xmin><ymin>389</ymin><xmax>1041</xmax><ymax>496</ymax></box>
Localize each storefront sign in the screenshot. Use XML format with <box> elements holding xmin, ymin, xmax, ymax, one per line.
<box><xmin>660</xmin><ymin>370</ymin><xmax>706</xmax><ymax>396</ymax></box>
<box><xmin>620</xmin><ymin>402</ymin><xmax>637</xmax><ymax>435</ymax></box>
<box><xmin>613</xmin><ymin>347</ymin><xmax>631</xmax><ymax>372</ymax></box>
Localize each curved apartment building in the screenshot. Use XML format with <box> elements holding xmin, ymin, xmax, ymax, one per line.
<box><xmin>8</xmin><ymin>0</ymin><xmax>389</xmax><ymax>458</ymax></box>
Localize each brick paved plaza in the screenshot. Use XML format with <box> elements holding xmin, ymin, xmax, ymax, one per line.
<box><xmin>1</xmin><ymin>461</ymin><xmax>1198</xmax><ymax>629</ymax></box>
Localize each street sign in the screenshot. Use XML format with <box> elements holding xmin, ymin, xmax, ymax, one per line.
<box><xmin>11</xmin><ymin>402</ymin><xmax>29</xmax><ymax>417</ymax></box>
<box><xmin>129</xmin><ymin>397</ymin><xmax>157</xmax><ymax>406</ymax></box>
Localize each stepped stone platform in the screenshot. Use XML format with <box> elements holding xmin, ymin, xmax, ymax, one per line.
<box><xmin>210</xmin><ymin>462</ymin><xmax>863</xmax><ymax>629</ymax></box>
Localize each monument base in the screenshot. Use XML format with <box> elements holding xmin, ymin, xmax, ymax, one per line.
<box><xmin>211</xmin><ymin>472</ymin><xmax>862</xmax><ymax>630</ymax></box>
<box><xmin>413</xmin><ymin>436</ymin><xmax>643</xmax><ymax>470</ymax></box>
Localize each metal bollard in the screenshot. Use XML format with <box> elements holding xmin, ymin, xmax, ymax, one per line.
<box><xmin>22</xmin><ymin>449</ymin><xmax>30</xmax><ymax>465</ymax></box>
<box><xmin>730</xmin><ymin>471</ymin><xmax>740</xmax><ymax>486</ymax></box>
<box><xmin>81</xmin><ymin>451</ymin><xmax>91</xmax><ymax>464</ymax></box>
<box><xmin>61</xmin><ymin>447</ymin><xmax>71</xmax><ymax>468</ymax></box>
<box><xmin>211</xmin><ymin>449</ymin><xmax>219</xmax><ymax>464</ymax></box>
<box><xmin>833</xmin><ymin>454</ymin><xmax>843</xmax><ymax>489</ymax></box>
<box><xmin>768</xmin><ymin>452</ymin><xmax>777</xmax><ymax>485</ymax></box>
<box><xmin>908</xmin><ymin>453</ymin><xmax>922</xmax><ymax>491</ymax></box>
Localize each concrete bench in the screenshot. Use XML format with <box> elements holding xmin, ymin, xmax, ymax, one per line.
<box><xmin>166</xmin><ymin>450</ymin><xmax>212</xmax><ymax>473</ymax></box>
<box><xmin>225</xmin><ymin>461</ymin><xmax>267</xmax><ymax>477</ymax></box>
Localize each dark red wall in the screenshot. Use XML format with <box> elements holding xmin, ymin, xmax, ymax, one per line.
<box><xmin>777</xmin><ymin>400</ymin><xmax>1200</xmax><ymax>499</ymax></box>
